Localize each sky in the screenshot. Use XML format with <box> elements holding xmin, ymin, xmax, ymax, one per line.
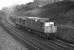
<box><xmin>0</xmin><ymin>0</ymin><xmax>34</xmax><ymax>10</ymax></box>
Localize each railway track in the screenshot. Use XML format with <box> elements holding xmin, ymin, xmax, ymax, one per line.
<box><xmin>19</xmin><ymin>25</ymin><xmax>74</xmax><ymax>50</ymax></box>
<box><xmin>2</xmin><ymin>17</ymin><xmax>47</xmax><ymax>50</ymax></box>
<box><xmin>46</xmin><ymin>39</ymin><xmax>74</xmax><ymax>49</ymax></box>
<box><xmin>2</xmin><ymin>17</ymin><xmax>74</xmax><ymax>50</ymax></box>
<box><xmin>3</xmin><ymin>17</ymin><xmax>58</xmax><ymax>50</ymax></box>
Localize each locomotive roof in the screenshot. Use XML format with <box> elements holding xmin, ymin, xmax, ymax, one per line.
<box><xmin>26</xmin><ymin>17</ymin><xmax>49</xmax><ymax>22</ymax></box>
<box><xmin>27</xmin><ymin>17</ymin><xmax>48</xmax><ymax>19</ymax></box>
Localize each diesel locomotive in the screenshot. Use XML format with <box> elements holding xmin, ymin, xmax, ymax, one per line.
<box><xmin>9</xmin><ymin>15</ymin><xmax>57</xmax><ymax>39</ymax></box>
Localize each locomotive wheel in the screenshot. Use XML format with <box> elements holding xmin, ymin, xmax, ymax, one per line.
<box><xmin>48</xmin><ymin>34</ymin><xmax>56</xmax><ymax>39</ymax></box>
<box><xmin>41</xmin><ymin>33</ymin><xmax>50</xmax><ymax>39</ymax></box>
<box><xmin>46</xmin><ymin>36</ymin><xmax>49</xmax><ymax>40</ymax></box>
<box><xmin>40</xmin><ymin>33</ymin><xmax>47</xmax><ymax>39</ymax></box>
<box><xmin>16</xmin><ymin>24</ymin><xmax>20</xmax><ymax>27</ymax></box>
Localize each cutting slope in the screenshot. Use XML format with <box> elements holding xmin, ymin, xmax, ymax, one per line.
<box><xmin>13</xmin><ymin>1</ymin><xmax>74</xmax><ymax>43</ymax></box>
<box><xmin>26</xmin><ymin>1</ymin><xmax>74</xmax><ymax>43</ymax></box>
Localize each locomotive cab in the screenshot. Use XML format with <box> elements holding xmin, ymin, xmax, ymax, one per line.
<box><xmin>44</xmin><ymin>22</ymin><xmax>57</xmax><ymax>34</ymax></box>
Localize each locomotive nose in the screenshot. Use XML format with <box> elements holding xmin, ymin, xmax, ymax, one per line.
<box><xmin>44</xmin><ymin>22</ymin><xmax>57</xmax><ymax>33</ymax></box>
